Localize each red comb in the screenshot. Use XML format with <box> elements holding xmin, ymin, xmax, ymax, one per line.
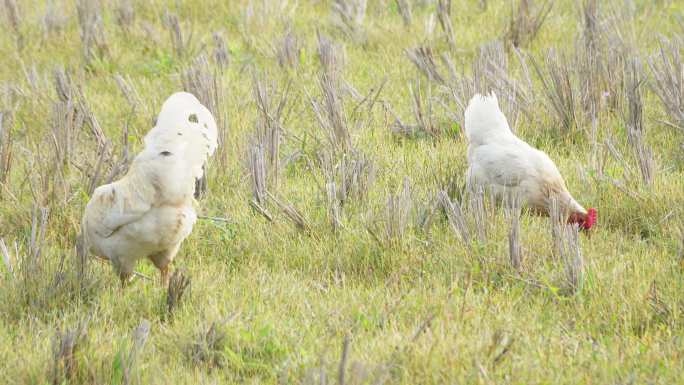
<box><xmin>581</xmin><ymin>208</ymin><xmax>597</xmax><ymax>230</ymax></box>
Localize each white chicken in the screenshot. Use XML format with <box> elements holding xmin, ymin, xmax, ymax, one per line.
<box><xmin>82</xmin><ymin>92</ymin><xmax>218</xmax><ymax>286</ymax></box>
<box><xmin>464</xmin><ymin>93</ymin><xmax>596</xmax><ymax>229</ymax></box>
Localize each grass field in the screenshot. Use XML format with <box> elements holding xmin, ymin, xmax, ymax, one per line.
<box><xmin>1</xmin><ymin>0</ymin><xmax>684</xmax><ymax>383</ymax></box>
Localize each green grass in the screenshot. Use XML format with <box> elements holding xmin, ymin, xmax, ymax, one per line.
<box><xmin>1</xmin><ymin>0</ymin><xmax>684</xmax><ymax>384</ymax></box>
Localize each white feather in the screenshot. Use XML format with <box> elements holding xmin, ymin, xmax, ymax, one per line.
<box><xmin>82</xmin><ymin>92</ymin><xmax>217</xmax><ymax>281</ymax></box>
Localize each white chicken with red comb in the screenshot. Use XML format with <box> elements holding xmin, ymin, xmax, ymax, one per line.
<box><xmin>464</xmin><ymin>93</ymin><xmax>596</xmax><ymax>230</ymax></box>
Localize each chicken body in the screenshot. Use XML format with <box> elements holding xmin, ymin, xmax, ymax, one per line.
<box><xmin>82</xmin><ymin>92</ymin><xmax>217</xmax><ymax>286</ymax></box>
<box><xmin>464</xmin><ymin>93</ymin><xmax>591</xmax><ymax>226</ymax></box>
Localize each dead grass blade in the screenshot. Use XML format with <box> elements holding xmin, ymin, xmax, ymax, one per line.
<box><xmin>276</xmin><ymin>27</ymin><xmax>301</xmax><ymax>69</ymax></box>
<box><xmin>624</xmin><ymin>57</ymin><xmax>655</xmax><ymax>186</ymax></box>
<box><xmin>42</xmin><ymin>0</ymin><xmax>68</xmax><ymax>38</ymax></box>
<box><xmin>188</xmin><ymin>319</ymin><xmax>230</xmax><ymax>369</ymax></box>
<box><xmin>121</xmin><ymin>319</ymin><xmax>150</xmax><ymax>385</ymax></box>
<box><xmin>2</xmin><ymin>0</ymin><xmax>23</xmax><ymax>49</ymax></box>
<box><xmin>115</xmin><ymin>0</ymin><xmax>134</xmax><ymax>31</ymax></box>
<box><xmin>646</xmin><ymin>281</ymin><xmax>671</xmax><ymax>328</ymax></box>
<box><xmin>212</xmin><ymin>32</ymin><xmax>230</xmax><ymax>70</ymax></box>
<box><xmin>331</xmin><ymin>0</ymin><xmax>367</xmax><ymax>42</ymax></box>
<box><xmin>530</xmin><ymin>49</ymin><xmax>579</xmax><ymax>134</ymax></box>
<box><xmin>436</xmin><ymin>0</ymin><xmax>456</xmax><ymax>50</ymax></box>
<box><xmin>505</xmin><ymin>0</ymin><xmax>553</xmax><ymax>49</ymax></box>
<box><xmin>267</xmin><ymin>191</ymin><xmax>313</xmax><ymax>234</ymax></box>
<box><xmin>317</xmin><ymin>32</ymin><xmax>345</xmax><ymax>78</ymax></box>
<box><xmin>76</xmin><ymin>0</ymin><xmax>109</xmax><ymax>67</ymax></box>
<box><xmin>114</xmin><ymin>73</ymin><xmax>148</xmax><ymax>119</ymax></box>
<box><xmin>504</xmin><ymin>192</ymin><xmax>523</xmax><ymax>270</ymax></box>
<box><xmin>311</xmin><ymin>74</ymin><xmax>352</xmax><ymax>154</ymax></box>
<box><xmin>550</xmin><ymin>197</ymin><xmax>583</xmax><ymax>294</ymax></box>
<box><xmin>395</xmin><ymin>0</ymin><xmax>412</xmax><ymax>27</ymax></box>
<box><xmin>252</xmin><ymin>75</ymin><xmax>290</xmax><ymax>188</ymax></box>
<box><xmin>437</xmin><ymin>190</ymin><xmax>470</xmax><ymax>244</ymax></box>
<box><xmin>0</xmin><ymin>110</ymin><xmax>13</xmax><ymax>185</ymax></box>
<box><xmin>376</xmin><ymin>178</ymin><xmax>413</xmax><ymax>247</ymax></box>
<box><xmin>648</xmin><ymin>36</ymin><xmax>684</xmax><ymax>131</ymax></box>
<box><xmin>166</xmin><ymin>269</ymin><xmax>191</xmax><ymax>319</ymax></box>
<box><xmin>406</xmin><ymin>46</ymin><xmax>445</xmax><ymax>85</ymax></box>
<box><xmin>50</xmin><ymin>319</ymin><xmax>89</xmax><ymax>385</ymax></box>
<box><xmin>390</xmin><ymin>78</ymin><xmax>439</xmax><ymax>138</ymax></box>
<box><xmin>163</xmin><ymin>11</ymin><xmax>190</xmax><ymax>58</ymax></box>
<box><xmin>0</xmin><ymin>237</ymin><xmax>14</xmax><ymax>278</ymax></box>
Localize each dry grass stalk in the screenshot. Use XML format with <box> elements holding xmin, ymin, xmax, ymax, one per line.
<box><xmin>436</xmin><ymin>0</ymin><xmax>456</xmax><ymax>50</ymax></box>
<box><xmin>646</xmin><ymin>281</ymin><xmax>671</xmax><ymax>327</ymax></box>
<box><xmin>417</xmin><ymin>193</ymin><xmax>440</xmax><ymax>234</ymax></box>
<box><xmin>321</xmin><ymin>150</ymin><xmax>376</xmax><ymax>206</ymax></box>
<box><xmin>479</xmin><ymin>42</ymin><xmax>531</xmax><ymax>128</ymax></box>
<box><xmin>104</xmin><ymin>120</ymin><xmax>131</xmax><ymax>184</ymax></box>
<box><xmin>648</xmin><ymin>36</ymin><xmax>684</xmax><ymax>130</ymax></box>
<box><xmin>305</xmin><ymin>336</ymin><xmax>390</xmax><ymax>385</ymax></box>
<box><xmin>390</xmin><ymin>79</ymin><xmax>438</xmax><ymax>138</ymax></box>
<box><xmin>42</xmin><ymin>0</ymin><xmax>68</xmax><ymax>37</ymax></box>
<box><xmin>2</xmin><ymin>0</ymin><xmax>23</xmax><ymax>49</ymax></box>
<box><xmin>181</xmin><ymin>54</ymin><xmax>228</xmax><ymax>165</ymax></box>
<box><xmin>50</xmin><ymin>321</ymin><xmax>88</xmax><ymax>385</ymax></box>
<box><xmin>163</xmin><ymin>11</ymin><xmax>188</xmax><ymax>58</ymax></box>
<box><xmin>248</xmin><ymin>143</ymin><xmax>271</xmax><ymax>221</ymax></box>
<box><xmin>76</xmin><ymin>0</ymin><xmax>109</xmax><ymax>66</ymax></box>
<box><xmin>531</xmin><ymin>49</ymin><xmax>578</xmax><ymax>134</ymax></box>
<box><xmin>409</xmin><ymin>79</ymin><xmax>437</xmax><ymax>136</ymax></box>
<box><xmin>0</xmin><ymin>238</ymin><xmax>14</xmax><ymax>277</ymax></box>
<box><xmin>561</xmin><ymin>223</ymin><xmax>583</xmax><ymax>294</ymax></box>
<box><xmin>246</xmin><ymin>144</ymin><xmax>271</xmax><ymax>219</ymax></box>
<box><xmin>267</xmin><ymin>192</ymin><xmax>312</xmax><ymax>234</ymax></box>
<box><xmin>504</xmin><ymin>192</ymin><xmax>523</xmax><ymax>270</ymax></box>
<box><xmin>212</xmin><ymin>32</ymin><xmax>230</xmax><ymax>70</ymax></box>
<box><xmin>114</xmin><ymin>73</ymin><xmax>149</xmax><ymax>119</ymax></box>
<box><xmin>550</xmin><ymin>197</ymin><xmax>583</xmax><ymax>293</ymax></box>
<box><xmin>29</xmin><ymin>206</ymin><xmax>49</xmax><ymax>265</ymax></box>
<box><xmin>0</xmin><ymin>111</ymin><xmax>13</xmax><ymax>185</ymax></box>
<box><xmin>317</xmin><ymin>32</ymin><xmax>345</xmax><ymax>78</ymax></box>
<box><xmin>50</xmin><ymin>100</ymin><xmax>82</xmax><ymax>169</ymax></box>
<box><xmin>252</xmin><ymin>76</ymin><xmax>291</xmax><ymax>187</ymax></box>
<box><xmin>549</xmin><ymin>196</ymin><xmax>565</xmax><ymax>258</ymax></box>
<box><xmin>379</xmin><ymin>178</ymin><xmax>413</xmax><ymax>247</ymax></box>
<box><xmin>115</xmin><ymin>0</ymin><xmax>135</xmax><ymax>31</ymax></box>
<box><xmin>437</xmin><ymin>190</ymin><xmax>470</xmax><ymax>244</ymax></box>
<box><xmin>406</xmin><ymin>46</ymin><xmax>445</xmax><ymax>85</ymax></box>
<box><xmin>338</xmin><ymin>335</ymin><xmax>350</xmax><ymax>385</ymax></box>
<box><xmin>276</xmin><ymin>27</ymin><xmax>301</xmax><ymax>69</ymax></box>
<box><xmin>53</xmin><ymin>68</ymin><xmax>110</xmax><ymax>152</ymax></box>
<box><xmin>73</xmin><ymin>232</ymin><xmax>93</xmax><ymax>292</ymax></box>
<box><xmin>326</xmin><ymin>181</ymin><xmax>343</xmax><ymax>232</ymax></box>
<box><xmin>119</xmin><ymin>319</ymin><xmax>151</xmax><ymax>385</ymax></box>
<box><xmin>53</xmin><ymin>67</ymin><xmax>74</xmax><ymax>102</ymax></box>
<box><xmin>188</xmin><ymin>320</ymin><xmax>229</xmax><ymax>369</ymax></box>
<box><xmin>395</xmin><ymin>0</ymin><xmax>412</xmax><ymax>27</ymax></box>
<box><xmin>447</xmin><ymin>41</ymin><xmax>533</xmax><ymax>131</ymax></box>
<box><xmin>579</xmin><ymin>0</ymin><xmax>599</xmax><ymax>52</ymax></box>
<box><xmin>467</xmin><ymin>186</ymin><xmax>492</xmax><ymax>243</ymax></box>
<box><xmin>166</xmin><ymin>270</ymin><xmax>191</xmax><ymax>318</ymax></box>
<box><xmin>506</xmin><ymin>0</ymin><xmax>553</xmax><ymax>49</ymax></box>
<box><xmin>331</xmin><ymin>0</ymin><xmax>367</xmax><ymax>42</ymax></box>
<box><xmin>318</xmin><ymin>149</ymin><xmax>375</xmax><ymax>231</ymax></box>
<box><xmin>624</xmin><ymin>58</ymin><xmax>655</xmax><ymax>186</ymax></box>
<box><xmin>311</xmin><ymin>74</ymin><xmax>352</xmax><ymax>154</ymax></box>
